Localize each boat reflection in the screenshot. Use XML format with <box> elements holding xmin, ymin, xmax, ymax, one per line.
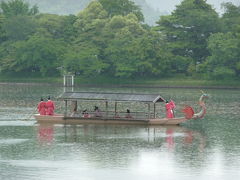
<box><xmin>37</xmin><ymin>123</ymin><xmax>54</xmax><ymax>144</ymax></box>
<box><xmin>146</xmin><ymin>126</ymin><xmax>206</xmax><ymax>152</ymax></box>
<box><xmin>166</xmin><ymin>128</ymin><xmax>175</xmax><ymax>149</ymax></box>
<box><xmin>37</xmin><ymin>123</ymin><xmax>205</xmax><ymax>151</ymax></box>
<box><xmin>36</xmin><ymin>123</ymin><xmax>206</xmax><ymax>169</ymax></box>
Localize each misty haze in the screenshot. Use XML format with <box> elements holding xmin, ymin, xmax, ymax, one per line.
<box><xmin>18</xmin><ymin>0</ymin><xmax>240</xmax><ymax>25</ymax></box>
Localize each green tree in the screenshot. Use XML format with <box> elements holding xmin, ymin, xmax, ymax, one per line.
<box><xmin>0</xmin><ymin>15</ymin><xmax>7</xmax><ymax>43</ymax></box>
<box><xmin>0</xmin><ymin>0</ymin><xmax>39</xmax><ymax>42</ymax></box>
<box><xmin>102</xmin><ymin>13</ymin><xmax>177</xmax><ymax>78</ymax></box>
<box><xmin>63</xmin><ymin>44</ymin><xmax>109</xmax><ymax>76</ymax></box>
<box><xmin>156</xmin><ymin>0</ymin><xmax>220</xmax><ymax>73</ymax></box>
<box><xmin>103</xmin><ymin>14</ymin><xmax>146</xmax><ymax>77</ymax></box>
<box><xmin>221</xmin><ymin>2</ymin><xmax>240</xmax><ymax>33</ymax></box>
<box><xmin>35</xmin><ymin>14</ymin><xmax>77</xmax><ymax>41</ymax></box>
<box><xmin>98</xmin><ymin>0</ymin><xmax>144</xmax><ymax>22</ymax></box>
<box><xmin>3</xmin><ymin>15</ymin><xmax>37</xmax><ymax>41</ymax></box>
<box><xmin>130</xmin><ymin>31</ymin><xmax>176</xmax><ymax>77</ymax></box>
<box><xmin>0</xmin><ymin>0</ymin><xmax>38</xmax><ymax>17</ymax></box>
<box><xmin>74</xmin><ymin>1</ymin><xmax>108</xmax><ymax>45</ymax></box>
<box><xmin>60</xmin><ymin>15</ymin><xmax>78</xmax><ymax>42</ymax></box>
<box><xmin>65</xmin><ymin>1</ymin><xmax>110</xmax><ymax>77</ymax></box>
<box><xmin>202</xmin><ymin>32</ymin><xmax>240</xmax><ymax>79</ymax></box>
<box><xmin>0</xmin><ymin>35</ymin><xmax>65</xmax><ymax>76</ymax></box>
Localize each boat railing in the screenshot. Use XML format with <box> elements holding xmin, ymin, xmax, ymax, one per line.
<box><xmin>68</xmin><ymin>110</ymin><xmax>157</xmax><ymax>120</ymax></box>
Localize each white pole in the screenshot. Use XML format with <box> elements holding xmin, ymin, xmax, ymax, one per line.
<box><xmin>63</xmin><ymin>75</ymin><xmax>66</xmax><ymax>86</ymax></box>
<box><xmin>72</xmin><ymin>75</ymin><xmax>74</xmax><ymax>87</ymax></box>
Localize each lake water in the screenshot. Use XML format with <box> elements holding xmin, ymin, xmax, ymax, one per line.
<box><xmin>0</xmin><ymin>83</ymin><xmax>240</xmax><ymax>180</ymax></box>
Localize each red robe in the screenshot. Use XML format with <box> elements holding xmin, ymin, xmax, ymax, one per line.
<box><xmin>37</xmin><ymin>101</ymin><xmax>46</xmax><ymax>115</ymax></box>
<box><xmin>169</xmin><ymin>100</ymin><xmax>176</xmax><ymax>117</ymax></box>
<box><xmin>165</xmin><ymin>102</ymin><xmax>175</xmax><ymax>118</ymax></box>
<box><xmin>169</xmin><ymin>100</ymin><xmax>176</xmax><ymax>109</ymax></box>
<box><xmin>45</xmin><ymin>100</ymin><xmax>55</xmax><ymax>115</ymax></box>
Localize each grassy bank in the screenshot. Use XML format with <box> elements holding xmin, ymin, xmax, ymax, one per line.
<box><xmin>0</xmin><ymin>75</ymin><xmax>240</xmax><ymax>88</ymax></box>
<box><xmin>76</xmin><ymin>76</ymin><xmax>240</xmax><ymax>88</ymax></box>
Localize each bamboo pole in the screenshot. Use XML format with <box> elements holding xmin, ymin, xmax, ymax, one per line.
<box><xmin>114</xmin><ymin>102</ymin><xmax>117</xmax><ymax>116</ymax></box>
<box><xmin>154</xmin><ymin>103</ymin><xmax>156</xmax><ymax>118</ymax></box>
<box><xmin>148</xmin><ymin>103</ymin><xmax>150</xmax><ymax>119</ymax></box>
<box><xmin>64</xmin><ymin>100</ymin><xmax>67</xmax><ymax>117</ymax></box>
<box><xmin>105</xmin><ymin>101</ymin><xmax>108</xmax><ymax>117</ymax></box>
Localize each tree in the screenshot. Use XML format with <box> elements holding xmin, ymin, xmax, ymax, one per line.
<box><xmin>98</xmin><ymin>0</ymin><xmax>144</xmax><ymax>22</ymax></box>
<box><xmin>102</xmin><ymin>14</ymin><xmax>147</xmax><ymax>77</ymax></box>
<box><xmin>0</xmin><ymin>35</ymin><xmax>65</xmax><ymax>76</ymax></box>
<box><xmin>102</xmin><ymin>13</ymin><xmax>178</xmax><ymax>78</ymax></box>
<box><xmin>0</xmin><ymin>15</ymin><xmax>7</xmax><ymax>43</ymax></box>
<box><xmin>74</xmin><ymin>1</ymin><xmax>108</xmax><ymax>45</ymax></box>
<box><xmin>0</xmin><ymin>0</ymin><xmax>38</xmax><ymax>17</ymax></box>
<box><xmin>3</xmin><ymin>15</ymin><xmax>37</xmax><ymax>41</ymax></box>
<box><xmin>129</xmin><ymin>30</ymin><xmax>176</xmax><ymax>77</ymax></box>
<box><xmin>35</xmin><ymin>14</ymin><xmax>77</xmax><ymax>41</ymax></box>
<box><xmin>60</xmin><ymin>15</ymin><xmax>78</xmax><ymax>42</ymax></box>
<box><xmin>0</xmin><ymin>0</ymin><xmax>39</xmax><ymax>42</ymax></box>
<box><xmin>221</xmin><ymin>2</ymin><xmax>240</xmax><ymax>33</ymax></box>
<box><xmin>201</xmin><ymin>32</ymin><xmax>240</xmax><ymax>79</ymax></box>
<box><xmin>63</xmin><ymin>44</ymin><xmax>109</xmax><ymax>76</ymax></box>
<box><xmin>156</xmin><ymin>0</ymin><xmax>220</xmax><ymax>73</ymax></box>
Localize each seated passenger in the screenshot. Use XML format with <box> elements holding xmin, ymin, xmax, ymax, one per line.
<box><xmin>125</xmin><ymin>109</ymin><xmax>132</xmax><ymax>118</ymax></box>
<box><xmin>94</xmin><ymin>106</ymin><xmax>102</xmax><ymax>117</ymax></box>
<box><xmin>82</xmin><ymin>109</ymin><xmax>90</xmax><ymax>118</ymax></box>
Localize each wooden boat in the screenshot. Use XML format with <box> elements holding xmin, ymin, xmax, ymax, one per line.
<box><xmin>34</xmin><ymin>92</ymin><xmax>208</xmax><ymax>125</ymax></box>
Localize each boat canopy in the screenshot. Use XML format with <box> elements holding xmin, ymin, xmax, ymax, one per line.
<box><xmin>58</xmin><ymin>92</ymin><xmax>165</xmax><ymax>103</ymax></box>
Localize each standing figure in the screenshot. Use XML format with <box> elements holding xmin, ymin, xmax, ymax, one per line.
<box><xmin>169</xmin><ymin>100</ymin><xmax>176</xmax><ymax>117</ymax></box>
<box><xmin>45</xmin><ymin>96</ymin><xmax>55</xmax><ymax>115</ymax></box>
<box><xmin>165</xmin><ymin>100</ymin><xmax>175</xmax><ymax>118</ymax></box>
<box><xmin>37</xmin><ymin>98</ymin><xmax>46</xmax><ymax>115</ymax></box>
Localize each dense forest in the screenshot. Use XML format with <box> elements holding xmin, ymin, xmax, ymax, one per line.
<box><xmin>0</xmin><ymin>0</ymin><xmax>239</xmax><ymax>80</ymax></box>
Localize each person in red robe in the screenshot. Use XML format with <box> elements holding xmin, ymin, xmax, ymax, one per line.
<box><xmin>45</xmin><ymin>96</ymin><xmax>55</xmax><ymax>115</ymax></box>
<box><xmin>165</xmin><ymin>100</ymin><xmax>175</xmax><ymax>118</ymax></box>
<box><xmin>169</xmin><ymin>100</ymin><xmax>176</xmax><ymax>117</ymax></box>
<box><xmin>37</xmin><ymin>98</ymin><xmax>46</xmax><ymax>115</ymax></box>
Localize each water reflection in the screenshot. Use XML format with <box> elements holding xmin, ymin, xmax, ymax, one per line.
<box><xmin>1</xmin><ymin>84</ymin><xmax>240</xmax><ymax>179</ymax></box>
<box><xmin>38</xmin><ymin>124</ymin><xmax>54</xmax><ymax>144</ymax></box>
<box><xmin>166</xmin><ymin>128</ymin><xmax>175</xmax><ymax>149</ymax></box>
<box><xmin>36</xmin><ymin>123</ymin><xmax>207</xmax><ymax>168</ymax></box>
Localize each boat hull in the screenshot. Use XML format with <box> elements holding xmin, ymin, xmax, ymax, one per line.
<box><xmin>34</xmin><ymin>114</ymin><xmax>65</xmax><ymax>124</ymax></box>
<box><xmin>34</xmin><ymin>114</ymin><xmax>189</xmax><ymax>125</ymax></box>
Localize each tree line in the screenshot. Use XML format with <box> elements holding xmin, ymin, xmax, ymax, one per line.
<box><xmin>0</xmin><ymin>0</ymin><xmax>239</xmax><ymax>80</ymax></box>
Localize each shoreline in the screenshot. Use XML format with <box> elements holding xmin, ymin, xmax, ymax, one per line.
<box><xmin>1</xmin><ymin>82</ymin><xmax>239</xmax><ymax>90</ymax></box>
